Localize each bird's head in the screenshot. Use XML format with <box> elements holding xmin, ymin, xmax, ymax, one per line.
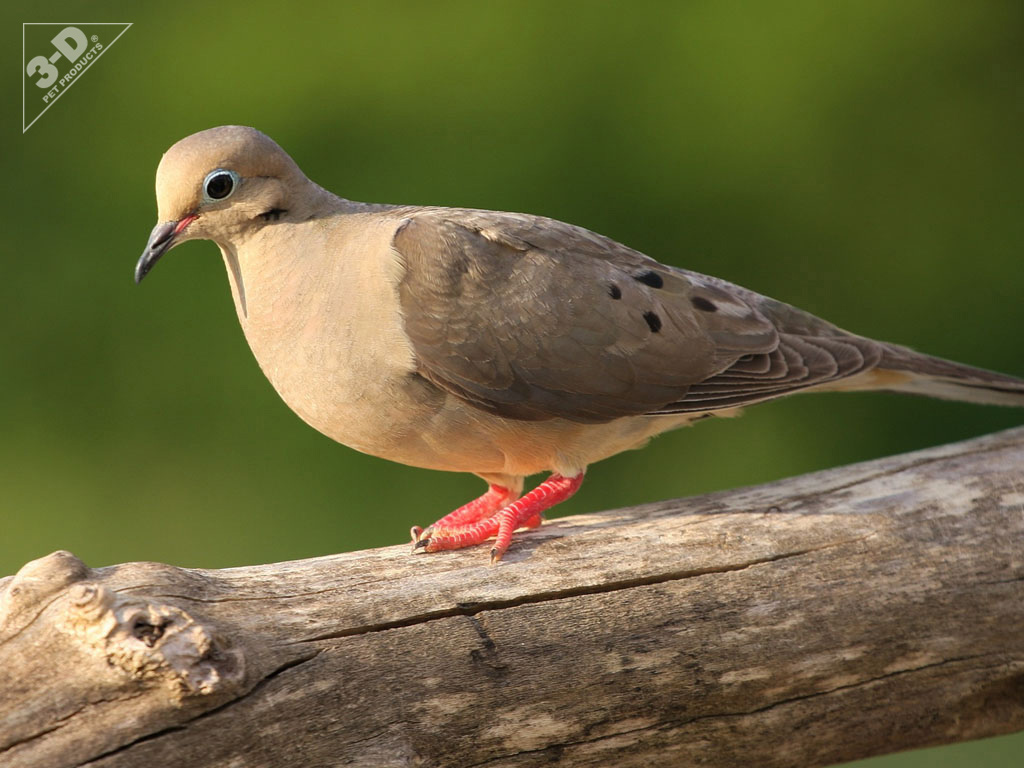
<box><xmin>136</xmin><ymin>125</ymin><xmax>307</xmax><ymax>283</ymax></box>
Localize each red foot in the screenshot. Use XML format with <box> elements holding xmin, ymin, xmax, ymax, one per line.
<box><xmin>431</xmin><ymin>484</ymin><xmax>519</xmax><ymax>531</ymax></box>
<box><xmin>412</xmin><ymin>473</ymin><xmax>584</xmax><ymax>563</ymax></box>
<box><xmin>490</xmin><ymin>474</ymin><xmax>583</xmax><ymax>563</ymax></box>
<box><xmin>410</xmin><ymin>483</ymin><xmax>518</xmax><ymax>546</ymax></box>
<box><xmin>415</xmin><ymin>514</ymin><xmax>502</xmax><ymax>553</ymax></box>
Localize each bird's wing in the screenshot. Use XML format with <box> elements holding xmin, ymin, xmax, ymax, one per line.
<box><xmin>392</xmin><ymin>208</ymin><xmax>880</xmax><ymax>423</ymax></box>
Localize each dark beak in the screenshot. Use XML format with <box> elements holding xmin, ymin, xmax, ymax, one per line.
<box><xmin>135</xmin><ymin>215</ymin><xmax>197</xmax><ymax>284</ymax></box>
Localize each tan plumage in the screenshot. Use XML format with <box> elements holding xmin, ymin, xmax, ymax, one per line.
<box><xmin>137</xmin><ymin>125</ymin><xmax>1024</xmax><ymax>561</ymax></box>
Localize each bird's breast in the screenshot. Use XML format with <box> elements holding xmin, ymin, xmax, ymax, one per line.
<box><xmin>222</xmin><ymin>215</ymin><xmax>431</xmax><ymax>457</ymax></box>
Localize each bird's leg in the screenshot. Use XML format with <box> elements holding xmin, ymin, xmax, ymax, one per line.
<box><xmin>412</xmin><ymin>473</ymin><xmax>584</xmax><ymax>562</ymax></box>
<box><xmin>490</xmin><ymin>473</ymin><xmax>583</xmax><ymax>563</ymax></box>
<box><xmin>410</xmin><ymin>484</ymin><xmax>519</xmax><ymax>545</ymax></box>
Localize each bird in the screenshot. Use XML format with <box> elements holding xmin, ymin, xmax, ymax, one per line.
<box><xmin>136</xmin><ymin>125</ymin><xmax>1024</xmax><ymax>563</ymax></box>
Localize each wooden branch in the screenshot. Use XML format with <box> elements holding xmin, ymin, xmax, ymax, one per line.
<box><xmin>2</xmin><ymin>428</ymin><xmax>1024</xmax><ymax>768</ymax></box>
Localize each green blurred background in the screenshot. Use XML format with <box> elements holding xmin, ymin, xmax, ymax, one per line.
<box><xmin>4</xmin><ymin>1</ymin><xmax>1022</xmax><ymax>765</ymax></box>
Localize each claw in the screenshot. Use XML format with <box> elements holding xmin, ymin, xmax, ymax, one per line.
<box><xmin>412</xmin><ymin>537</ymin><xmax>431</xmax><ymax>553</ymax></box>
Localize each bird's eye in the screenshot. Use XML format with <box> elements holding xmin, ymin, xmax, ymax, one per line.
<box><xmin>202</xmin><ymin>169</ymin><xmax>240</xmax><ymax>202</ymax></box>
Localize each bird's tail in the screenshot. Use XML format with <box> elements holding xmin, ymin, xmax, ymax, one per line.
<box><xmin>865</xmin><ymin>343</ymin><xmax>1024</xmax><ymax>407</ymax></box>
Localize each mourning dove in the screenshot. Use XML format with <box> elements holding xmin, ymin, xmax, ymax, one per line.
<box><xmin>137</xmin><ymin>125</ymin><xmax>1024</xmax><ymax>562</ymax></box>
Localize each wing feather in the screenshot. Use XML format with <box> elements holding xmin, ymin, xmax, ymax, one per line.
<box><xmin>393</xmin><ymin>209</ymin><xmax>882</xmax><ymax>422</ymax></box>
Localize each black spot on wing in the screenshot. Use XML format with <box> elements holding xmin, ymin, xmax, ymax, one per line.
<box><xmin>608</xmin><ymin>284</ymin><xmax>622</xmax><ymax>300</ymax></box>
<box><xmin>691</xmin><ymin>296</ymin><xmax>717</xmax><ymax>312</ymax></box>
<box><xmin>634</xmin><ymin>270</ymin><xmax>664</xmax><ymax>289</ymax></box>
<box><xmin>643</xmin><ymin>311</ymin><xmax>662</xmax><ymax>333</ymax></box>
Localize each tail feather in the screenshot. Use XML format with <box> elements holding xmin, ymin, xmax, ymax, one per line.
<box><xmin>875</xmin><ymin>344</ymin><xmax>1024</xmax><ymax>407</ymax></box>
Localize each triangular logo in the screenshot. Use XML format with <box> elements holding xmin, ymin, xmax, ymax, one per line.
<box><xmin>22</xmin><ymin>23</ymin><xmax>132</xmax><ymax>133</ymax></box>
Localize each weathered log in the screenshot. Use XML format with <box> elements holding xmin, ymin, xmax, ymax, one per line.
<box><xmin>2</xmin><ymin>427</ymin><xmax>1023</xmax><ymax>768</ymax></box>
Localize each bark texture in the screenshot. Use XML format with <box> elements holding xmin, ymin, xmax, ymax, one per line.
<box><xmin>2</xmin><ymin>428</ymin><xmax>1024</xmax><ymax>768</ymax></box>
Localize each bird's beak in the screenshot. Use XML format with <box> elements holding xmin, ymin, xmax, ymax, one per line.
<box><xmin>135</xmin><ymin>214</ymin><xmax>198</xmax><ymax>284</ymax></box>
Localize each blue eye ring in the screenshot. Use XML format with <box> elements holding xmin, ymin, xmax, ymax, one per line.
<box><xmin>202</xmin><ymin>169</ymin><xmax>240</xmax><ymax>203</ymax></box>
